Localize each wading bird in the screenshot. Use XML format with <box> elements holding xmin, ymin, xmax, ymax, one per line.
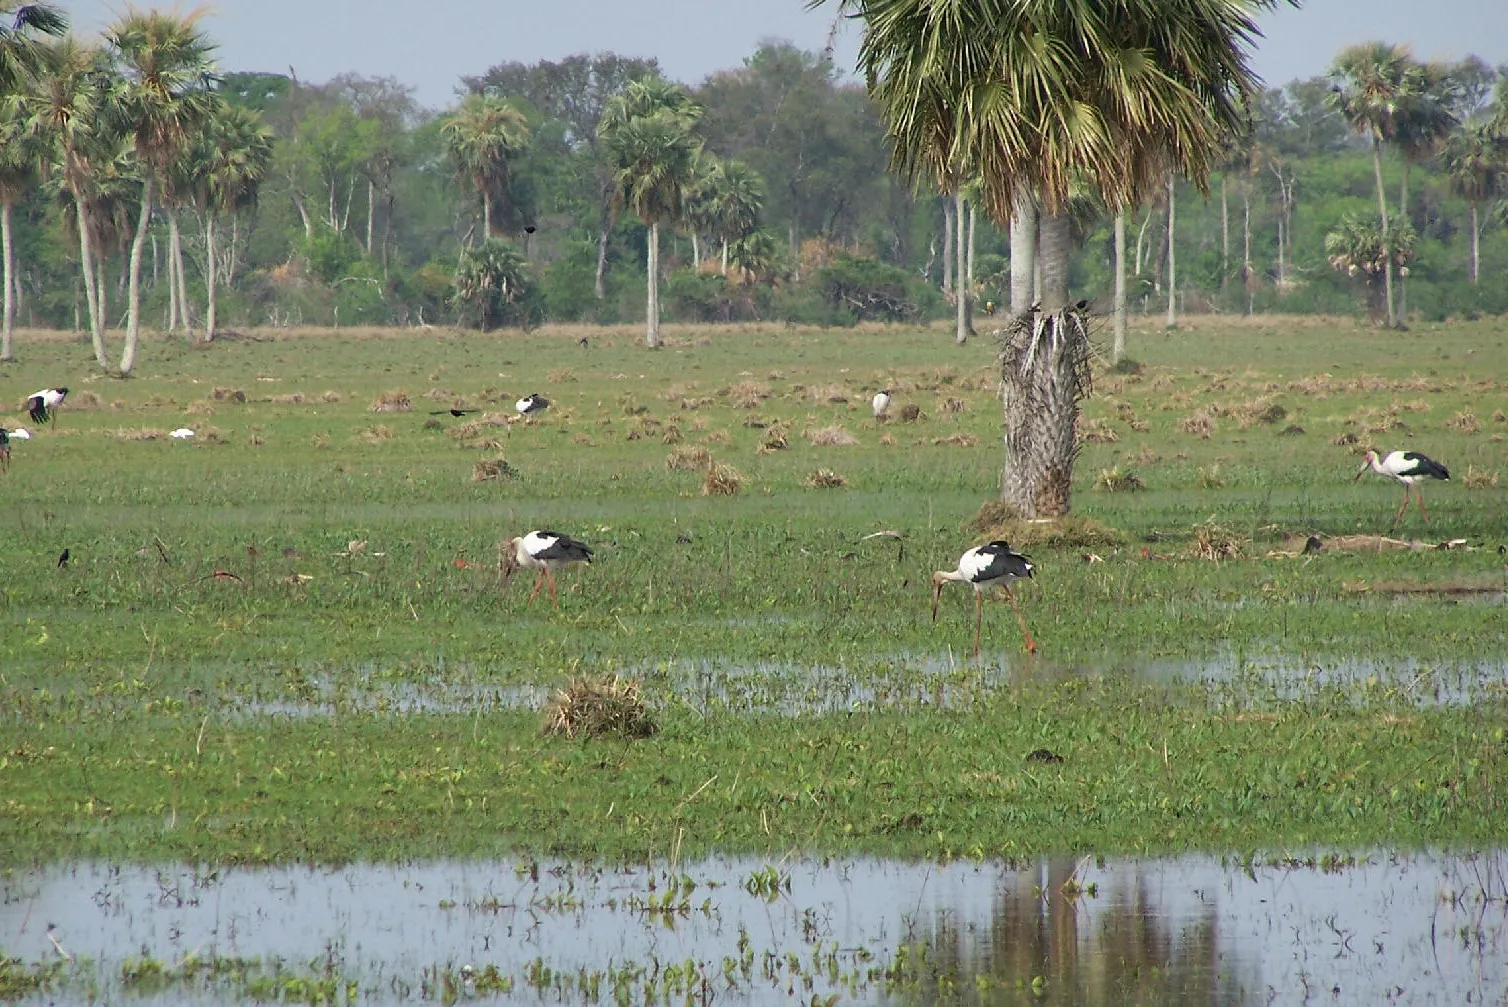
<box><xmin>1354</xmin><ymin>449</ymin><xmax>1450</xmax><ymax>527</ymax></box>
<box><xmin>26</xmin><ymin>387</ymin><xmax>67</xmax><ymax>425</ymax></box>
<box><xmin>932</xmin><ymin>541</ymin><xmax>1037</xmax><ymax>657</ymax></box>
<box><xmin>516</xmin><ymin>393</ymin><xmax>549</xmax><ymax>417</ymax></box>
<box><xmin>871</xmin><ymin>389</ymin><xmax>892</xmax><ymax>419</ymax></box>
<box><xmin>501</xmin><ymin>530</ymin><xmax>593</xmax><ymax>608</ymax></box>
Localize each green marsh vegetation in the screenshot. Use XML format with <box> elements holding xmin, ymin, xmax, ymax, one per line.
<box><xmin>1</xmin><ymin>316</ymin><xmax>1506</xmax><ymax>864</ymax></box>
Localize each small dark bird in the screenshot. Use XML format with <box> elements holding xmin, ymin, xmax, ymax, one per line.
<box><xmin>524</xmin><ymin>225</ymin><xmax>537</xmax><ymax>234</ymax></box>
<box><xmin>0</xmin><ymin>428</ymin><xmax>10</xmax><ymax>473</ymax></box>
<box><xmin>1026</xmin><ymin>748</ymin><xmax>1064</xmax><ymax>764</ymax></box>
<box><xmin>27</xmin><ymin>387</ymin><xmax>68</xmax><ymax>425</ymax></box>
<box><xmin>578</xmin><ymin>337</ymin><xmax>589</xmax><ymax>348</ymax></box>
<box><xmin>57</xmin><ymin>548</ymin><xmax>70</xmax><ymax>569</ymax></box>
<box><xmin>1302</xmin><ymin>535</ymin><xmax>1324</xmax><ymax>555</ymax></box>
<box><xmin>516</xmin><ymin>393</ymin><xmax>549</xmax><ymax>417</ymax></box>
<box><xmin>500</xmin><ymin>530</ymin><xmax>593</xmax><ymax>608</ymax></box>
<box><xmin>429</xmin><ymin>408</ymin><xmax>476</xmax><ymax>417</ymax></box>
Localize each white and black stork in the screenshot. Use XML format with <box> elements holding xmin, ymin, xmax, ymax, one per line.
<box><xmin>501</xmin><ymin>530</ymin><xmax>593</xmax><ymax>608</ymax></box>
<box><xmin>515</xmin><ymin>393</ymin><xmax>550</xmax><ymax>418</ymax></box>
<box><xmin>932</xmin><ymin>540</ymin><xmax>1037</xmax><ymax>657</ymax></box>
<box><xmin>26</xmin><ymin>387</ymin><xmax>67</xmax><ymax>425</ymax></box>
<box><xmin>871</xmin><ymin>389</ymin><xmax>892</xmax><ymax>419</ymax></box>
<box><xmin>1354</xmin><ymin>449</ymin><xmax>1450</xmax><ymax>527</ymax></box>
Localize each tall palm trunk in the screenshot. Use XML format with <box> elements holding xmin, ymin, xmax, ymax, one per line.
<box><xmin>121</xmin><ymin>172</ymin><xmax>154</xmax><ymax>375</ymax></box>
<box><xmin>966</xmin><ymin>199</ymin><xmax>976</xmax><ymax>334</ymax></box>
<box><xmin>1368</xmin><ymin>135</ymin><xmax>1396</xmax><ymax>327</ymax></box>
<box><xmin>481</xmin><ymin>190</ymin><xmax>492</xmax><ymax>243</ymax></box>
<box><xmin>1242</xmin><ymin>180</ymin><xmax>1253</xmax><ymax>315</ymax></box>
<box><xmin>204</xmin><ymin>213</ymin><xmax>218</xmax><ymax>341</ymax></box>
<box><xmin>168</xmin><ymin>212</ymin><xmax>186</xmax><ymax>334</ymax></box>
<box><xmin>1219</xmin><ymin>175</ymin><xmax>1229</xmax><ymax>291</ymax></box>
<box><xmin>941</xmin><ymin>196</ymin><xmax>953</xmax><ymax>292</ymax></box>
<box><xmin>954</xmin><ymin>188</ymin><xmax>967</xmax><ymax>344</ymax></box>
<box><xmin>1</xmin><ymin>200</ymin><xmax>14</xmax><ymax>361</ymax></box>
<box><xmin>1396</xmin><ymin>164</ymin><xmax>1410</xmax><ymax>322</ymax></box>
<box><xmin>998</xmin><ymin>208</ymin><xmax>1090</xmax><ymax>519</ymax></box>
<box><xmin>1469</xmin><ymin>204</ymin><xmax>1480</xmax><ymax>283</ymax></box>
<box><xmin>645</xmin><ymin>220</ymin><xmax>661</xmax><ymax>349</ymax></box>
<box><xmin>72</xmin><ymin>187</ymin><xmax>108</xmax><ymax>369</ymax></box>
<box><xmin>1164</xmin><ymin>172</ymin><xmax>1177</xmax><ymax>329</ymax></box>
<box><xmin>366</xmin><ymin>178</ymin><xmax>375</xmax><ymax>256</ymax></box>
<box><xmin>1113</xmin><ymin>211</ymin><xmax>1127</xmax><ymax>364</ymax></box>
<box><xmin>1009</xmin><ymin>191</ymin><xmax>1036</xmax><ymax>312</ymax></box>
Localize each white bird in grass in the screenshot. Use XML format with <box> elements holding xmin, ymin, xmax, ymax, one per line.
<box><xmin>26</xmin><ymin>387</ymin><xmax>67</xmax><ymax>425</ymax></box>
<box><xmin>170</xmin><ymin>428</ymin><xmax>196</xmax><ymax>439</ymax></box>
<box><xmin>516</xmin><ymin>393</ymin><xmax>549</xmax><ymax>417</ymax></box>
<box><xmin>8</xmin><ymin>427</ymin><xmax>30</xmax><ymax>440</ymax></box>
<box><xmin>932</xmin><ymin>541</ymin><xmax>1037</xmax><ymax>657</ymax></box>
<box><xmin>1354</xmin><ymin>449</ymin><xmax>1450</xmax><ymax>527</ymax></box>
<box><xmin>871</xmin><ymin>389</ymin><xmax>892</xmax><ymax>419</ymax></box>
<box><xmin>501</xmin><ymin>530</ymin><xmax>593</xmax><ymax>608</ymax></box>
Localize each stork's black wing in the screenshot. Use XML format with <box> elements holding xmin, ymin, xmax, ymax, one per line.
<box><xmin>1401</xmin><ymin>452</ymin><xmax>1450</xmax><ymax>480</ymax></box>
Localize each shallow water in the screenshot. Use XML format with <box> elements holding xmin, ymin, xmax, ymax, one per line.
<box><xmin>4</xmin><ymin>849</ymin><xmax>1504</xmax><ymax>1004</ymax></box>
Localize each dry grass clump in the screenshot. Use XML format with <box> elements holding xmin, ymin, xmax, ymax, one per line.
<box><xmin>1195</xmin><ymin>464</ymin><xmax>1226</xmax><ymax>489</ymax></box>
<box><xmin>809</xmin><ymin>383</ymin><xmax>851</xmax><ymax>404</ymax></box>
<box><xmin>270</xmin><ymin>392</ymin><xmax>306</xmax><ymax>405</ymax></box>
<box><xmin>1279</xmin><ymin>424</ymin><xmax>1306</xmax><ymax>436</ymax></box>
<box><xmin>931</xmin><ymin>433</ymin><xmax>977</xmax><ymax>447</ymax></box>
<box><xmin>1133</xmin><ymin>443</ymin><xmax>1160</xmax><ymax>465</ymax></box>
<box><xmin>805</xmin><ymin>468</ymin><xmax>847</xmax><ymax>488</ymax></box>
<box><xmin>1127</xmin><ymin>419</ymin><xmax>1150</xmax><ymax>433</ymax></box>
<box><xmin>541</xmin><ymin>675</ymin><xmax>657</xmax><ymax>740</ymax></box>
<box><xmin>1462</xmin><ymin>465</ymin><xmax>1499</xmax><ymax>488</ymax></box>
<box><xmin>370</xmin><ymin>390</ymin><xmax>411</xmax><ymax>413</ymax></box>
<box><xmin>702</xmin><ymin>460</ymin><xmax>745</xmax><ymax>496</ymax></box>
<box><xmin>1190</xmin><ymin>520</ymin><xmax>1246</xmax><ymax>561</ymax></box>
<box><xmin>805</xmin><ymin>425</ymin><xmax>858</xmax><ymax>446</ymax></box>
<box><xmin>667</xmin><ymin>444</ymin><xmax>712</xmax><ymax>471</ymax></box>
<box><xmin>311</xmin><ymin>433</ymin><xmax>330</xmax><ymax>449</ymax></box>
<box><xmin>703</xmin><ymin>428</ymin><xmax>732</xmax><ymax>444</ymax></box>
<box><xmin>1179</xmin><ymin>410</ymin><xmax>1215</xmax><ymax>438</ymax></box>
<box><xmin>969</xmin><ymin>501</ymin><xmax>1123</xmax><ymax>549</ymax></box>
<box><xmin>1331</xmin><ymin>431</ymin><xmax>1359</xmax><ymax>446</ymax></box>
<box><xmin>661</xmin><ymin>424</ymin><xmax>683</xmax><ymax>445</ymax></box>
<box><xmin>879</xmin><ymin>433</ymin><xmax>897</xmax><ymax>446</ymax></box>
<box><xmin>547</xmin><ymin>366</ymin><xmax>577</xmax><ymax>383</ymax></box>
<box><xmin>937</xmin><ymin>397</ymin><xmax>968</xmax><ymax>414</ymax></box>
<box><xmin>758</xmin><ymin>424</ymin><xmax>790</xmax><ymax>453</ymax></box>
<box><xmin>1492</xmin><ymin>409</ymin><xmax>1507</xmax><ymax>424</ymax></box>
<box><xmin>184</xmin><ymin>400</ymin><xmax>215</xmax><ymax>416</ymax></box>
<box><xmin>322</xmin><ymin>390</ymin><xmax>342</xmax><ymax>403</ymax></box>
<box><xmin>107</xmin><ymin>426</ymin><xmax>166</xmax><ymax>441</ymax></box>
<box><xmin>1285</xmin><ymin>374</ymin><xmax>1339</xmax><ymax>397</ymax></box>
<box><xmin>899</xmin><ymin>403</ymin><xmax>922</xmax><ymax>423</ymax></box>
<box><xmin>248</xmin><ymin>433</ymin><xmax>265</xmax><ymax>447</ymax></box>
<box><xmin>423</xmin><ymin>418</ymin><xmax>444</xmax><ymax>431</ymax></box>
<box><xmin>1446</xmin><ymin>408</ymin><xmax>1480</xmax><ymax>433</ymax></box>
<box><xmin>360</xmin><ymin>424</ymin><xmax>395</xmax><ymax>443</ymax></box>
<box><xmin>211</xmin><ymin>387</ymin><xmax>246</xmax><ymax>403</ymax></box>
<box><xmin>472</xmin><ymin>457</ymin><xmax>518</xmax><ymax>482</ymax></box>
<box><xmin>1078</xmin><ymin>417</ymin><xmax>1120</xmax><ymax>444</ymax></box>
<box><xmin>1397</xmin><ymin>398</ymin><xmax>1431</xmax><ymax>413</ymax></box>
<box><xmin>1094</xmin><ymin>467</ymin><xmax>1144</xmax><ymax>493</ymax></box>
<box><xmin>727</xmin><ymin>380</ymin><xmax>769</xmax><ymax>408</ymax></box>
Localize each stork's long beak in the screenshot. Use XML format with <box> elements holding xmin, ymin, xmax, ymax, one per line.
<box><xmin>1352</xmin><ymin>464</ymin><xmax>1368</xmax><ymax>482</ymax></box>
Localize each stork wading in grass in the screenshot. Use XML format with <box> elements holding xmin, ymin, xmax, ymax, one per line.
<box><xmin>871</xmin><ymin>389</ymin><xmax>892</xmax><ymax>419</ymax></box>
<box><xmin>516</xmin><ymin>393</ymin><xmax>549</xmax><ymax>418</ymax></box>
<box><xmin>1354</xmin><ymin>449</ymin><xmax>1450</xmax><ymax>527</ymax></box>
<box><xmin>932</xmin><ymin>541</ymin><xmax>1037</xmax><ymax>657</ymax></box>
<box><xmin>501</xmin><ymin>530</ymin><xmax>593</xmax><ymax>608</ymax></box>
<box><xmin>26</xmin><ymin>387</ymin><xmax>67</xmax><ymax>425</ymax></box>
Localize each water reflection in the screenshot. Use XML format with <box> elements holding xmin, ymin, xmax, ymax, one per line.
<box><xmin>2</xmin><ymin>850</ymin><xmax>1503</xmax><ymax>1004</ymax></box>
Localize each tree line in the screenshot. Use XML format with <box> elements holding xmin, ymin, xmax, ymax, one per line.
<box><xmin>3</xmin><ymin>5</ymin><xmax>1508</xmax><ymax>376</ymax></box>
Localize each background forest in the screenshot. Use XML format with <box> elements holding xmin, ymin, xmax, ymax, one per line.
<box><xmin>4</xmin><ymin>11</ymin><xmax>1508</xmax><ymax>354</ymax></box>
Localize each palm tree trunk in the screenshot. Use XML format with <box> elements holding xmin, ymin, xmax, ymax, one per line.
<box><xmin>1164</xmin><ymin>172</ymin><xmax>1177</xmax><ymax>329</ymax></box>
<box><xmin>121</xmin><ymin>172</ymin><xmax>154</xmax><ymax>375</ymax></box>
<box><xmin>1220</xmin><ymin>175</ymin><xmax>1229</xmax><ymax>291</ymax></box>
<box><xmin>721</xmin><ymin>238</ymin><xmax>728</xmax><ymax>275</ymax></box>
<box><xmin>941</xmin><ymin>196</ymin><xmax>953</xmax><ymax>293</ymax></box>
<box><xmin>1</xmin><ymin>200</ymin><xmax>14</xmax><ymax>362</ymax></box>
<box><xmin>1470</xmin><ymin>204</ymin><xmax>1480</xmax><ymax>283</ymax></box>
<box><xmin>171</xmin><ymin>213</ymin><xmax>191</xmax><ymax>338</ymax></box>
<box><xmin>229</xmin><ymin>216</ymin><xmax>241</xmax><ymax>285</ymax></box>
<box><xmin>594</xmin><ymin>228</ymin><xmax>609</xmax><ymax>299</ymax></box>
<box><xmin>1038</xmin><ymin>210</ymin><xmax>1070</xmax><ymax>312</ymax></box>
<box><xmin>167</xmin><ymin>212</ymin><xmax>181</xmax><ymax>333</ymax></box>
<box><xmin>1113</xmin><ymin>211</ymin><xmax>1127</xmax><ymax>363</ymax></box>
<box><xmin>1242</xmin><ymin>181</ymin><xmax>1253</xmax><ymax>315</ymax></box>
<box><xmin>1369</xmin><ymin>135</ymin><xmax>1395</xmax><ymax>327</ymax></box>
<box><xmin>481</xmin><ymin>190</ymin><xmax>491</xmax><ymax>242</ymax></box>
<box><xmin>74</xmin><ymin>192</ymin><xmax>107</xmax><ymax>370</ymax></box>
<box><xmin>1009</xmin><ymin>191</ymin><xmax>1036</xmax><ymax>312</ymax></box>
<box><xmin>646</xmin><ymin>220</ymin><xmax>660</xmax><ymax>349</ymax></box>
<box><xmin>691</xmin><ymin>232</ymin><xmax>700</xmax><ymax>270</ymax></box>
<box><xmin>164</xmin><ymin>229</ymin><xmax>177</xmax><ymax>332</ymax></box>
<box><xmin>966</xmin><ymin>199</ymin><xmax>976</xmax><ymax>335</ymax></box>
<box><xmin>366</xmin><ymin>178</ymin><xmax>375</xmax><ymax>256</ymax></box>
<box><xmin>204</xmin><ymin>212</ymin><xmax>218</xmax><ymax>342</ymax></box>
<box><xmin>954</xmin><ymin>189</ymin><xmax>966</xmax><ymax>344</ymax></box>
<box><xmin>1397</xmin><ymin>163</ymin><xmax>1409</xmax><ymax>322</ymax></box>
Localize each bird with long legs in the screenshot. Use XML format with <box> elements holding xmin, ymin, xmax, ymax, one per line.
<box><xmin>1354</xmin><ymin>449</ymin><xmax>1450</xmax><ymax>527</ymax></box>
<box><xmin>26</xmin><ymin>387</ymin><xmax>67</xmax><ymax>425</ymax></box>
<box><xmin>932</xmin><ymin>540</ymin><xmax>1037</xmax><ymax>657</ymax></box>
<box><xmin>500</xmin><ymin>530</ymin><xmax>593</xmax><ymax>608</ymax></box>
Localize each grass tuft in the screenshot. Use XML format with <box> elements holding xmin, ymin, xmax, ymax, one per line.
<box><xmin>1190</xmin><ymin>520</ymin><xmax>1246</xmax><ymax>561</ymax></box>
<box><xmin>805</xmin><ymin>425</ymin><xmax>858</xmax><ymax>446</ymax></box>
<box><xmin>702</xmin><ymin>460</ymin><xmax>745</xmax><ymax>496</ymax></box>
<box><xmin>370</xmin><ymin>390</ymin><xmax>411</xmax><ymax>413</ymax></box>
<box><xmin>667</xmin><ymin>445</ymin><xmax>712</xmax><ymax>471</ymax></box>
<box><xmin>1094</xmin><ymin>467</ymin><xmax>1144</xmax><ymax>492</ymax></box>
<box><xmin>541</xmin><ymin>676</ymin><xmax>657</xmax><ymax>740</ymax></box>
<box><xmin>805</xmin><ymin>468</ymin><xmax>847</xmax><ymax>488</ymax></box>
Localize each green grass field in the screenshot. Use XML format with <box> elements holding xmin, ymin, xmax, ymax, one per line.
<box><xmin>1</xmin><ymin>314</ymin><xmax>1505</xmax><ymax>864</ymax></box>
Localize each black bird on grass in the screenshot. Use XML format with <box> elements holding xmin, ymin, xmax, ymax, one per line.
<box><xmin>429</xmin><ymin>408</ymin><xmax>477</xmax><ymax>417</ymax></box>
<box><xmin>27</xmin><ymin>387</ymin><xmax>68</xmax><ymax>425</ymax></box>
<box><xmin>57</xmin><ymin>548</ymin><xmax>70</xmax><ymax>569</ymax></box>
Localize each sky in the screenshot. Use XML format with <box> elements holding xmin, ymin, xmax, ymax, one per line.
<box><xmin>54</xmin><ymin>1</ymin><xmax>1508</xmax><ymax>112</ymax></box>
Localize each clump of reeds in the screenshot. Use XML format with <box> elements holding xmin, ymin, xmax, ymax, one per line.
<box><xmin>702</xmin><ymin>460</ymin><xmax>745</xmax><ymax>496</ymax></box>
<box><xmin>805</xmin><ymin>468</ymin><xmax>846</xmax><ymax>488</ymax></box>
<box><xmin>211</xmin><ymin>387</ymin><xmax>246</xmax><ymax>403</ymax></box>
<box><xmin>472</xmin><ymin>458</ymin><xmax>518</xmax><ymax>482</ymax></box>
<box><xmin>541</xmin><ymin>676</ymin><xmax>657</xmax><ymax>740</ymax></box>
<box><xmin>1446</xmin><ymin>409</ymin><xmax>1479</xmax><ymax>433</ymax></box>
<box><xmin>899</xmin><ymin>403</ymin><xmax>922</xmax><ymax>422</ymax></box>
<box><xmin>370</xmin><ymin>390</ymin><xmax>411</xmax><ymax>413</ymax></box>
<box><xmin>758</xmin><ymin>425</ymin><xmax>789</xmax><ymax>453</ymax></box>
<box><xmin>1462</xmin><ymin>465</ymin><xmax>1499</xmax><ymax>488</ymax></box>
<box><xmin>661</xmin><ymin>425</ymin><xmax>683</xmax><ymax>445</ymax></box>
<box><xmin>1078</xmin><ymin>418</ymin><xmax>1119</xmax><ymax>444</ymax></box>
<box><xmin>1094</xmin><ymin>467</ymin><xmax>1143</xmax><ymax>493</ymax></box>
<box><xmin>1191</xmin><ymin>520</ymin><xmax>1246</xmax><ymax>561</ymax></box>
<box><xmin>360</xmin><ymin>425</ymin><xmax>395</xmax><ymax>443</ymax></box>
<box><xmin>931</xmin><ymin>433</ymin><xmax>977</xmax><ymax>447</ymax></box>
<box><xmin>666</xmin><ymin>445</ymin><xmax>712</xmax><ymax>471</ymax></box>
<box><xmin>1179</xmin><ymin>410</ymin><xmax>1215</xmax><ymax>438</ymax></box>
<box><xmin>805</xmin><ymin>425</ymin><xmax>858</xmax><ymax>446</ymax></box>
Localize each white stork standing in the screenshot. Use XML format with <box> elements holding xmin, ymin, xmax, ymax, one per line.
<box><xmin>26</xmin><ymin>387</ymin><xmax>68</xmax><ymax>425</ymax></box>
<box><xmin>871</xmin><ymin>389</ymin><xmax>892</xmax><ymax>420</ymax></box>
<box><xmin>501</xmin><ymin>530</ymin><xmax>593</xmax><ymax>608</ymax></box>
<box><xmin>1354</xmin><ymin>449</ymin><xmax>1450</xmax><ymax>527</ymax></box>
<box><xmin>515</xmin><ymin>393</ymin><xmax>550</xmax><ymax>418</ymax></box>
<box><xmin>932</xmin><ymin>540</ymin><xmax>1037</xmax><ymax>657</ymax></box>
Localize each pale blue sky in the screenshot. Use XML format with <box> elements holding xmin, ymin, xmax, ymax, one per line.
<box><xmin>54</xmin><ymin>1</ymin><xmax>1508</xmax><ymax>111</ymax></box>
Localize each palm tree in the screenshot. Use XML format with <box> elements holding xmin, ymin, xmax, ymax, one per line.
<box><xmin>1325</xmin><ymin>215</ymin><xmax>1416</xmax><ymax>322</ymax></box>
<box><xmin>827</xmin><ymin>0</ymin><xmax>1282</xmax><ymax>516</ymax></box>
<box><xmin>709</xmin><ymin>159</ymin><xmax>763</xmax><ymax>275</ymax></box>
<box><xmin>1328</xmin><ymin>42</ymin><xmax>1422</xmax><ymax>329</ymax></box>
<box><xmin>107</xmin><ymin>9</ymin><xmax>217</xmax><ymax>375</ymax></box>
<box><xmin>453</xmin><ymin>237</ymin><xmax>531</xmax><ymax>330</ymax></box>
<box><xmin>441</xmin><ymin>94</ymin><xmax>530</xmax><ymax>242</ymax></box>
<box><xmin>0</xmin><ymin>2</ymin><xmax>65</xmax><ymax>93</ymax></box>
<box><xmin>600</xmin><ymin>82</ymin><xmax>701</xmax><ymax>349</ymax></box>
<box><xmin>13</xmin><ymin>37</ymin><xmax>114</xmax><ymax>368</ymax></box>
<box><xmin>198</xmin><ymin>100</ymin><xmax>273</xmax><ymax>340</ymax></box>
<box><xmin>0</xmin><ymin>106</ymin><xmax>38</xmax><ymax>359</ymax></box>
<box><xmin>1441</xmin><ymin>122</ymin><xmax>1508</xmax><ymax>284</ymax></box>
<box><xmin>1392</xmin><ymin>61</ymin><xmax>1459</xmax><ymax>319</ymax></box>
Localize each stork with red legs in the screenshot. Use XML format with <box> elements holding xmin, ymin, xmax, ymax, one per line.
<box><xmin>501</xmin><ymin>530</ymin><xmax>593</xmax><ymax>608</ymax></box>
<box><xmin>932</xmin><ymin>540</ymin><xmax>1037</xmax><ymax>657</ymax></box>
<box><xmin>1354</xmin><ymin>449</ymin><xmax>1450</xmax><ymax>527</ymax></box>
